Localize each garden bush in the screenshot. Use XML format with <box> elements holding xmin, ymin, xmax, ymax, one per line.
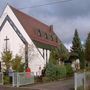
<box><xmin>65</xmin><ymin>64</ymin><xmax>73</xmax><ymax>77</ymax></box>
<box><xmin>45</xmin><ymin>63</ymin><xmax>66</xmax><ymax>81</ymax></box>
<box><xmin>3</xmin><ymin>75</ymin><xmax>10</xmax><ymax>84</ymax></box>
<box><xmin>42</xmin><ymin>77</ymin><xmax>49</xmax><ymax>82</ymax></box>
<box><xmin>45</xmin><ymin>63</ymin><xmax>57</xmax><ymax>81</ymax></box>
<box><xmin>57</xmin><ymin>65</ymin><xmax>66</xmax><ymax>79</ymax></box>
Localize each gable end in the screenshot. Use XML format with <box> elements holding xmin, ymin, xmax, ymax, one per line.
<box><xmin>0</xmin><ymin>15</ymin><xmax>28</xmax><ymax>45</ymax></box>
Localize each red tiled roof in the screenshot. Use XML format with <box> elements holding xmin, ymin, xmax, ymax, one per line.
<box><xmin>10</xmin><ymin>6</ymin><xmax>59</xmax><ymax>47</ymax></box>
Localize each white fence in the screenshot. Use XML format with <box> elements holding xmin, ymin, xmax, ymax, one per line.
<box><xmin>13</xmin><ymin>72</ymin><xmax>34</xmax><ymax>87</ymax></box>
<box><xmin>74</xmin><ymin>71</ymin><xmax>90</xmax><ymax>90</ymax></box>
<box><xmin>0</xmin><ymin>72</ymin><xmax>3</xmax><ymax>85</ymax></box>
<box><xmin>85</xmin><ymin>72</ymin><xmax>90</xmax><ymax>90</ymax></box>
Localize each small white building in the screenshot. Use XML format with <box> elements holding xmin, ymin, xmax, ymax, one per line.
<box><xmin>0</xmin><ymin>5</ymin><xmax>60</xmax><ymax>75</ymax></box>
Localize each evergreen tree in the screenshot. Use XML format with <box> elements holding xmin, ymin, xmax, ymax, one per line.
<box><xmin>49</xmin><ymin>48</ymin><xmax>59</xmax><ymax>65</ymax></box>
<box><xmin>79</xmin><ymin>49</ymin><xmax>85</xmax><ymax>68</ymax></box>
<box><xmin>85</xmin><ymin>32</ymin><xmax>90</xmax><ymax>63</ymax></box>
<box><xmin>49</xmin><ymin>41</ymin><xmax>69</xmax><ymax>65</ymax></box>
<box><xmin>12</xmin><ymin>55</ymin><xmax>24</xmax><ymax>72</ymax></box>
<box><xmin>1</xmin><ymin>50</ymin><xmax>24</xmax><ymax>72</ymax></box>
<box><xmin>1</xmin><ymin>50</ymin><xmax>12</xmax><ymax>71</ymax></box>
<box><xmin>58</xmin><ymin>43</ymin><xmax>69</xmax><ymax>61</ymax></box>
<box><xmin>71</xmin><ymin>29</ymin><xmax>82</xmax><ymax>55</ymax></box>
<box><xmin>71</xmin><ymin>29</ymin><xmax>84</xmax><ymax>68</ymax></box>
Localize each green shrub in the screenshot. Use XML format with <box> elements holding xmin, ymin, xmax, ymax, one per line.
<box><xmin>12</xmin><ymin>55</ymin><xmax>24</xmax><ymax>72</ymax></box>
<box><xmin>3</xmin><ymin>75</ymin><xmax>10</xmax><ymax>84</ymax></box>
<box><xmin>77</xmin><ymin>86</ymin><xmax>84</xmax><ymax>90</ymax></box>
<box><xmin>45</xmin><ymin>63</ymin><xmax>66</xmax><ymax>81</ymax></box>
<box><xmin>42</xmin><ymin>77</ymin><xmax>49</xmax><ymax>82</ymax></box>
<box><xmin>65</xmin><ymin>64</ymin><xmax>73</xmax><ymax>77</ymax></box>
<box><xmin>45</xmin><ymin>63</ymin><xmax>57</xmax><ymax>81</ymax></box>
<box><xmin>58</xmin><ymin>65</ymin><xmax>66</xmax><ymax>79</ymax></box>
<box><xmin>34</xmin><ymin>76</ymin><xmax>42</xmax><ymax>83</ymax></box>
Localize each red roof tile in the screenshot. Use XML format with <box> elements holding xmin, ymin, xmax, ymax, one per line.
<box><xmin>10</xmin><ymin>6</ymin><xmax>59</xmax><ymax>47</ymax></box>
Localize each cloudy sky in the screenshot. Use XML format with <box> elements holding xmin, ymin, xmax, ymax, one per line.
<box><xmin>0</xmin><ymin>0</ymin><xmax>90</xmax><ymax>50</ymax></box>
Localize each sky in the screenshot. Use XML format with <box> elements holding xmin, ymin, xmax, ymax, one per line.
<box><xmin>0</xmin><ymin>0</ymin><xmax>90</xmax><ymax>50</ymax></box>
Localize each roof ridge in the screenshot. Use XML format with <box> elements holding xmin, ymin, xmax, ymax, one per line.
<box><xmin>10</xmin><ymin>5</ymin><xmax>50</xmax><ymax>28</ymax></box>
<box><xmin>7</xmin><ymin>5</ymin><xmax>59</xmax><ymax>47</ymax></box>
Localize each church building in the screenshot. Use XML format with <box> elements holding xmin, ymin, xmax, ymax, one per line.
<box><xmin>0</xmin><ymin>5</ymin><xmax>60</xmax><ymax>75</ymax></box>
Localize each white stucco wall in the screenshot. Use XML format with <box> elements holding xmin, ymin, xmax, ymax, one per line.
<box><xmin>0</xmin><ymin>21</ymin><xmax>25</xmax><ymax>60</ymax></box>
<box><xmin>38</xmin><ymin>48</ymin><xmax>43</xmax><ymax>56</ymax></box>
<box><xmin>38</xmin><ymin>48</ymin><xmax>50</xmax><ymax>65</ymax></box>
<box><xmin>0</xmin><ymin>5</ymin><xmax>46</xmax><ymax>75</ymax></box>
<box><xmin>47</xmin><ymin>50</ymin><xmax>50</xmax><ymax>63</ymax></box>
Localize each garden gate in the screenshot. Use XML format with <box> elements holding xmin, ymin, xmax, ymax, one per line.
<box><xmin>12</xmin><ymin>72</ymin><xmax>34</xmax><ymax>87</ymax></box>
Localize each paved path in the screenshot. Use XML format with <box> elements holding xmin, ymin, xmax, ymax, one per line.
<box><xmin>25</xmin><ymin>78</ymin><xmax>74</xmax><ymax>90</ymax></box>
<box><xmin>0</xmin><ymin>86</ymin><xmax>38</xmax><ymax>90</ymax></box>
<box><xmin>0</xmin><ymin>78</ymin><xmax>74</xmax><ymax>90</ymax></box>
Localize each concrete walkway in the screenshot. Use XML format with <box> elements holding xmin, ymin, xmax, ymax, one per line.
<box><xmin>0</xmin><ymin>78</ymin><xmax>74</xmax><ymax>90</ymax></box>
<box><xmin>25</xmin><ymin>78</ymin><xmax>74</xmax><ymax>90</ymax></box>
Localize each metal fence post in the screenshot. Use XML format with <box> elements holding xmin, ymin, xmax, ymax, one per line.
<box><xmin>84</xmin><ymin>70</ymin><xmax>86</xmax><ymax>90</ymax></box>
<box><xmin>2</xmin><ymin>72</ymin><xmax>3</xmax><ymax>85</ymax></box>
<box><xmin>0</xmin><ymin>72</ymin><xmax>3</xmax><ymax>85</ymax></box>
<box><xmin>74</xmin><ymin>73</ymin><xmax>77</xmax><ymax>90</ymax></box>
<box><xmin>12</xmin><ymin>72</ymin><xmax>15</xmax><ymax>87</ymax></box>
<box><xmin>17</xmin><ymin>72</ymin><xmax>19</xmax><ymax>87</ymax></box>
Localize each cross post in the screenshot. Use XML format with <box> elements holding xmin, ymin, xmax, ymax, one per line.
<box><xmin>4</xmin><ymin>36</ymin><xmax>9</xmax><ymax>52</ymax></box>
